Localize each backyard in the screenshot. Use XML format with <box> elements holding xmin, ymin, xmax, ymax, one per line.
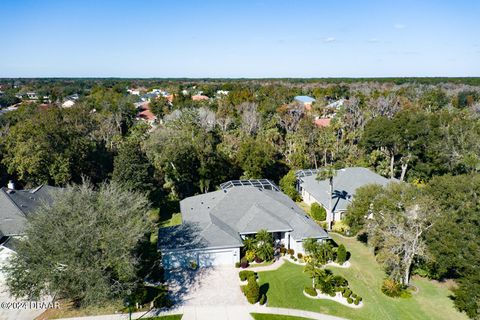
<box><xmin>256</xmin><ymin>233</ymin><xmax>468</xmax><ymax>320</ymax></box>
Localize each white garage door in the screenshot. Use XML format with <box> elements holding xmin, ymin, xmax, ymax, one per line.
<box><xmin>163</xmin><ymin>248</ymin><xmax>236</xmax><ymax>269</ymax></box>
<box><xmin>198</xmin><ymin>249</ymin><xmax>234</xmax><ymax>267</ymax></box>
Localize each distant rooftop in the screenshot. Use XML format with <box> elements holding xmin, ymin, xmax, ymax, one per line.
<box><xmin>294</xmin><ymin>95</ymin><xmax>316</xmax><ymax>103</ymax></box>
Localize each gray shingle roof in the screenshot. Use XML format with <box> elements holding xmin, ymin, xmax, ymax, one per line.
<box><xmin>159</xmin><ymin>185</ymin><xmax>329</xmax><ymax>251</ymax></box>
<box><xmin>0</xmin><ymin>185</ymin><xmax>58</xmax><ymax>236</ymax></box>
<box><xmin>298</xmin><ymin>167</ymin><xmax>392</xmax><ymax>212</ymax></box>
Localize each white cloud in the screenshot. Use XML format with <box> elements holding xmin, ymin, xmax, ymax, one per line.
<box><xmin>323</xmin><ymin>37</ymin><xmax>336</xmax><ymax>43</ymax></box>
<box><xmin>394</xmin><ymin>23</ymin><xmax>406</xmax><ymax>29</ymax></box>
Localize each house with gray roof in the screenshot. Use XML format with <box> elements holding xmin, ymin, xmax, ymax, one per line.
<box><xmin>0</xmin><ymin>183</ymin><xmax>58</xmax><ymax>249</ymax></box>
<box><xmin>296</xmin><ymin>167</ymin><xmax>393</xmax><ymax>223</ymax></box>
<box><xmin>159</xmin><ymin>180</ymin><xmax>329</xmax><ymax>268</ymax></box>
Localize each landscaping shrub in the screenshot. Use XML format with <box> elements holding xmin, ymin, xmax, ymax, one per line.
<box><xmin>245</xmin><ymin>250</ymin><xmax>256</xmax><ymax>262</ymax></box>
<box><xmin>347</xmin><ymin>297</ymin><xmax>353</xmax><ymax>304</ymax></box>
<box><xmin>290</xmin><ymin>255</ymin><xmax>295</xmax><ymax>260</ymax></box>
<box><xmin>280</xmin><ymin>247</ymin><xmax>287</xmax><ymax>255</ymax></box>
<box><xmin>354</xmin><ymin>296</ymin><xmax>362</xmax><ymax>305</ymax></box>
<box><xmin>332</xmin><ymin>275</ymin><xmax>348</xmax><ymax>287</ymax></box>
<box><xmin>318</xmin><ymin>278</ymin><xmax>335</xmax><ymax>296</ymax></box>
<box><xmin>297</xmin><ymin>253</ymin><xmax>303</xmax><ymax>259</ymax></box>
<box><xmin>329</xmin><ymin>291</ymin><xmax>336</xmax><ymax>297</ymax></box>
<box><xmin>287</xmin><ymin>248</ymin><xmax>295</xmax><ymax>255</ymax></box>
<box><xmin>259</xmin><ymin>294</ymin><xmax>267</xmax><ymax>305</ymax></box>
<box><xmin>342</xmin><ymin>289</ymin><xmax>352</xmax><ymax>298</ymax></box>
<box><xmin>245</xmin><ymin>277</ymin><xmax>260</xmax><ymax>304</ymax></box>
<box><xmin>336</xmin><ymin>244</ymin><xmax>347</xmax><ymax>265</ymax></box>
<box><xmin>310</xmin><ymin>203</ymin><xmax>326</xmax><ymax>221</ymax></box>
<box><xmin>235</xmin><ymin>262</ymin><xmax>241</xmax><ymax>268</ymax></box>
<box><xmin>241</xmin><ymin>261</ymin><xmax>249</xmax><ymax>269</ymax></box>
<box><xmin>381</xmin><ymin>278</ymin><xmax>402</xmax><ymax>297</ymax></box>
<box><xmin>239</xmin><ymin>270</ymin><xmax>255</xmax><ymax>281</ymax></box>
<box><xmin>254</xmin><ymin>256</ymin><xmax>263</xmax><ymax>263</ymax></box>
<box><xmin>304</xmin><ymin>286</ymin><xmax>317</xmax><ymax>296</ymax></box>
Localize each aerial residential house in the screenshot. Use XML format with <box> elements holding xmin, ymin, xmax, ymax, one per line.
<box><xmin>296</xmin><ymin>167</ymin><xmax>392</xmax><ymax>228</ymax></box>
<box><xmin>314</xmin><ymin>117</ymin><xmax>331</xmax><ymax>128</ymax></box>
<box><xmin>294</xmin><ymin>95</ymin><xmax>316</xmax><ymax>111</ymax></box>
<box><xmin>26</xmin><ymin>92</ymin><xmax>38</xmax><ymax>100</ymax></box>
<box><xmin>192</xmin><ymin>94</ymin><xmax>209</xmax><ymax>101</ymax></box>
<box><xmin>135</xmin><ymin>101</ymin><xmax>157</xmax><ymax>125</ymax></box>
<box><xmin>0</xmin><ymin>182</ymin><xmax>59</xmax><ymax>250</ymax></box>
<box><xmin>61</xmin><ymin>93</ymin><xmax>79</xmax><ymax>108</ymax></box>
<box><xmin>159</xmin><ymin>179</ymin><xmax>329</xmax><ymax>268</ymax></box>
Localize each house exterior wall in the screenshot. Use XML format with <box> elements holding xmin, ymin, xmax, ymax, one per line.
<box><xmin>300</xmin><ymin>187</ymin><xmax>345</xmax><ymax>221</ymax></box>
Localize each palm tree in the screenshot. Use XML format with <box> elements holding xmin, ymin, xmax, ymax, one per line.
<box><xmin>316</xmin><ymin>165</ymin><xmax>337</xmax><ymax>230</ymax></box>
<box><xmin>243</xmin><ymin>237</ymin><xmax>257</xmax><ymax>252</ymax></box>
<box><xmin>255</xmin><ymin>229</ymin><xmax>274</xmax><ymax>261</ymax></box>
<box><xmin>304</xmin><ymin>261</ymin><xmax>327</xmax><ymax>287</ymax></box>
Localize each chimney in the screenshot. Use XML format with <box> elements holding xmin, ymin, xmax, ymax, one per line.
<box><xmin>7</xmin><ymin>180</ymin><xmax>15</xmax><ymax>190</ymax></box>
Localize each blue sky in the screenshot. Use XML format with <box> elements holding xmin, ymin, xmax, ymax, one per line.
<box><xmin>0</xmin><ymin>0</ymin><xmax>479</xmax><ymax>77</ymax></box>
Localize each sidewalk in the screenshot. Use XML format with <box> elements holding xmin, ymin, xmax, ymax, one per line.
<box><xmin>58</xmin><ymin>305</ymin><xmax>349</xmax><ymax>320</ymax></box>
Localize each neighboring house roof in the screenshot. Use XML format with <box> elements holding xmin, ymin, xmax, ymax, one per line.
<box><xmin>159</xmin><ymin>183</ymin><xmax>329</xmax><ymax>251</ymax></box>
<box><xmin>192</xmin><ymin>94</ymin><xmax>209</xmax><ymax>101</ymax></box>
<box><xmin>297</xmin><ymin>167</ymin><xmax>392</xmax><ymax>212</ymax></box>
<box><xmin>294</xmin><ymin>96</ymin><xmax>316</xmax><ymax>104</ymax></box>
<box><xmin>0</xmin><ymin>185</ymin><xmax>58</xmax><ymax>237</ymax></box>
<box><xmin>314</xmin><ymin>118</ymin><xmax>331</xmax><ymax>127</ymax></box>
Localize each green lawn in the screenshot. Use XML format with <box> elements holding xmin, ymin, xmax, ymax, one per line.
<box><xmin>257</xmin><ymin>233</ymin><xmax>468</xmax><ymax>320</ymax></box>
<box><xmin>251</xmin><ymin>313</ymin><xmax>312</xmax><ymax>320</ymax></box>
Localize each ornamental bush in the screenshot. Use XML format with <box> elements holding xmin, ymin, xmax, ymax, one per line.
<box><xmin>347</xmin><ymin>297</ymin><xmax>353</xmax><ymax>304</ymax></box>
<box><xmin>304</xmin><ymin>286</ymin><xmax>317</xmax><ymax>296</ymax></box>
<box><xmin>310</xmin><ymin>203</ymin><xmax>327</xmax><ymax>221</ymax></box>
<box><xmin>381</xmin><ymin>278</ymin><xmax>402</xmax><ymax>297</ymax></box>
<box><xmin>245</xmin><ymin>250</ymin><xmax>256</xmax><ymax>262</ymax></box>
<box><xmin>336</xmin><ymin>244</ymin><xmax>347</xmax><ymax>265</ymax></box>
<box><xmin>245</xmin><ymin>277</ymin><xmax>260</xmax><ymax>304</ymax></box>
<box><xmin>342</xmin><ymin>289</ymin><xmax>352</xmax><ymax>298</ymax></box>
<box><xmin>297</xmin><ymin>253</ymin><xmax>303</xmax><ymax>259</ymax></box>
<box><xmin>239</xmin><ymin>270</ymin><xmax>255</xmax><ymax>281</ymax></box>
<box><xmin>287</xmin><ymin>248</ymin><xmax>295</xmax><ymax>255</ymax></box>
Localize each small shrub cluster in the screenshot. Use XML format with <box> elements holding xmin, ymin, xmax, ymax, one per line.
<box><xmin>235</xmin><ymin>262</ymin><xmax>241</xmax><ymax>268</ymax></box>
<box><xmin>244</xmin><ymin>276</ymin><xmax>260</xmax><ymax>304</ymax></box>
<box><xmin>297</xmin><ymin>253</ymin><xmax>303</xmax><ymax>259</ymax></box>
<box><xmin>240</xmin><ymin>257</ymin><xmax>249</xmax><ymax>269</ymax></box>
<box><xmin>245</xmin><ymin>250</ymin><xmax>256</xmax><ymax>262</ymax></box>
<box><xmin>304</xmin><ymin>286</ymin><xmax>317</xmax><ymax>296</ymax></box>
<box><xmin>381</xmin><ymin>278</ymin><xmax>403</xmax><ymax>297</ymax></box>
<box><xmin>287</xmin><ymin>248</ymin><xmax>295</xmax><ymax>255</ymax></box>
<box><xmin>239</xmin><ymin>270</ymin><xmax>256</xmax><ymax>281</ymax></box>
<box><xmin>279</xmin><ymin>247</ymin><xmax>287</xmax><ymax>255</ymax></box>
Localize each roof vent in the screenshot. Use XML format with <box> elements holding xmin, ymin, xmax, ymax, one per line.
<box><xmin>7</xmin><ymin>180</ymin><xmax>15</xmax><ymax>190</ymax></box>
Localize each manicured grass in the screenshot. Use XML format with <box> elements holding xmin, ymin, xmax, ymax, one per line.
<box><xmin>257</xmin><ymin>233</ymin><xmax>468</xmax><ymax>320</ymax></box>
<box><xmin>251</xmin><ymin>313</ymin><xmax>312</xmax><ymax>320</ymax></box>
<box><xmin>144</xmin><ymin>315</ymin><xmax>183</xmax><ymax>320</ymax></box>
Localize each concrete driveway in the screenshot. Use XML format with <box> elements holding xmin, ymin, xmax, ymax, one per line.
<box><xmin>0</xmin><ymin>246</ymin><xmax>46</xmax><ymax>320</ymax></box>
<box><xmin>165</xmin><ymin>266</ymin><xmax>248</xmax><ymax>306</ymax></box>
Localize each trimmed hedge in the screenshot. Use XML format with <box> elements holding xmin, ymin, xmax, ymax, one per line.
<box><xmin>347</xmin><ymin>297</ymin><xmax>353</xmax><ymax>304</ymax></box>
<box><xmin>304</xmin><ymin>286</ymin><xmax>317</xmax><ymax>296</ymax></box>
<box><xmin>239</xmin><ymin>270</ymin><xmax>256</xmax><ymax>281</ymax></box>
<box><xmin>245</xmin><ymin>277</ymin><xmax>260</xmax><ymax>304</ymax></box>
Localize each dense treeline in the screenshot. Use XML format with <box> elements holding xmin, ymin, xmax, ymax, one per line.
<box><xmin>1</xmin><ymin>79</ymin><xmax>479</xmax><ymax>317</ymax></box>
